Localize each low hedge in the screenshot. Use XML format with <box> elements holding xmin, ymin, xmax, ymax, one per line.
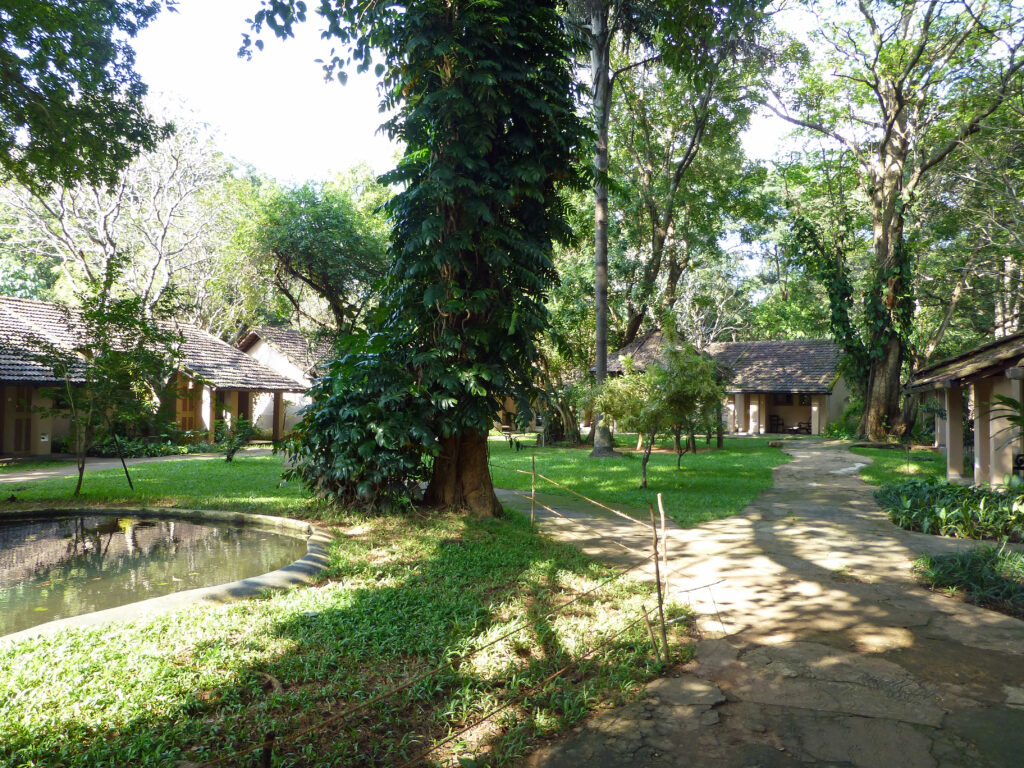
<box><xmin>876</xmin><ymin>478</ymin><xmax>1024</xmax><ymax>542</ymax></box>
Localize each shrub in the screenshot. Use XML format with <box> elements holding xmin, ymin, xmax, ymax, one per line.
<box><xmin>219</xmin><ymin>418</ymin><xmax>256</xmax><ymax>462</ymax></box>
<box><xmin>914</xmin><ymin>546</ymin><xmax>1024</xmax><ymax>618</ymax></box>
<box><xmin>877</xmin><ymin>477</ymin><xmax>1024</xmax><ymax>542</ymax></box>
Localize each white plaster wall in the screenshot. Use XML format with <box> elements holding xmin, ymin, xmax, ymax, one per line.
<box><xmin>246</xmin><ymin>340</ymin><xmax>310</xmax><ymax>388</ymax></box>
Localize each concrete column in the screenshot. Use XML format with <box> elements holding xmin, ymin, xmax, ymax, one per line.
<box><xmin>272</xmin><ymin>391</ymin><xmax>284</xmax><ymax>441</ymax></box>
<box><xmin>205</xmin><ymin>386</ymin><xmax>216</xmax><ymax>443</ymax></box>
<box><xmin>990</xmin><ymin>378</ymin><xmax>1022</xmax><ymax>485</ymax></box>
<box><xmin>945</xmin><ymin>387</ymin><xmax>965</xmax><ymax>482</ymax></box>
<box><xmin>748</xmin><ymin>396</ymin><xmax>759</xmax><ymax>436</ymax></box>
<box><xmin>974</xmin><ymin>379</ymin><xmax>991</xmax><ymax>484</ymax></box>
<box><xmin>934</xmin><ymin>412</ymin><xmax>946</xmax><ymax>449</ymax></box>
<box><xmin>735</xmin><ymin>393</ymin><xmax>747</xmax><ymax>433</ymax></box>
<box><xmin>759</xmin><ymin>395</ymin><xmax>768</xmax><ymax>434</ymax></box>
<box><xmin>811</xmin><ymin>396</ymin><xmax>822</xmax><ymax>435</ymax></box>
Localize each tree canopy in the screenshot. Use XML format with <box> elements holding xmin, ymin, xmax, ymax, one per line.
<box><xmin>0</xmin><ymin>1</ymin><xmax>172</xmax><ymax>189</ymax></box>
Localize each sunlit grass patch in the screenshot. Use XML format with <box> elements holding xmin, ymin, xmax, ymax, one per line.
<box><xmin>489</xmin><ymin>436</ymin><xmax>789</xmax><ymax>527</ymax></box>
<box><xmin>2</xmin><ymin>455</ymin><xmax>306</xmax><ymax>517</ymax></box>
<box><xmin>851</xmin><ymin>445</ymin><xmax>955</xmax><ymax>486</ymax></box>
<box><xmin>1</xmin><ymin>508</ymin><xmax>691</xmax><ymax>767</ymax></box>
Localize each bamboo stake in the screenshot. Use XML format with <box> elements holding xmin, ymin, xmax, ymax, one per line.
<box><xmin>531</xmin><ymin>452</ymin><xmax>536</xmax><ymax>526</ymax></box>
<box><xmin>648</xmin><ymin>503</ymin><xmax>670</xmax><ymax>664</ymax></box>
<box><xmin>261</xmin><ymin>732</ymin><xmax>275</xmax><ymax>768</ymax></box>
<box><xmin>657</xmin><ymin>492</ymin><xmax>668</xmax><ymax>598</ymax></box>
<box><xmin>640</xmin><ymin>604</ymin><xmax>660</xmax><ymax>659</ymax></box>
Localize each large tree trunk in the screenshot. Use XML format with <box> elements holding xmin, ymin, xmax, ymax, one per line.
<box><xmin>425</xmin><ymin>428</ymin><xmax>502</xmax><ymax>518</ymax></box>
<box><xmin>859</xmin><ymin>141</ymin><xmax>912</xmax><ymax>441</ymax></box>
<box><xmin>589</xmin><ymin>2</ymin><xmax>616</xmax><ymax>458</ymax></box>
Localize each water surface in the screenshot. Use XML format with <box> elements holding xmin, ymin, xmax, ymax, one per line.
<box><xmin>0</xmin><ymin>514</ymin><xmax>308</xmax><ymax>637</ymax></box>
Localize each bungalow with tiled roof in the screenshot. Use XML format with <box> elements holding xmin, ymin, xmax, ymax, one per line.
<box><xmin>236</xmin><ymin>327</ymin><xmax>333</xmax><ymax>434</ymax></box>
<box><xmin>0</xmin><ymin>296</ymin><xmax>303</xmax><ymax>455</ymax></box>
<box><xmin>907</xmin><ymin>331</ymin><xmax>1024</xmax><ymax>486</ymax></box>
<box><xmin>607</xmin><ymin>331</ymin><xmax>849</xmax><ymax>436</ymax></box>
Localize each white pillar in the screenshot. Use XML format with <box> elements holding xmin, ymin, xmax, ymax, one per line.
<box><xmin>735</xmin><ymin>393</ymin><xmax>747</xmax><ymax>433</ymax></box>
<box><xmin>749</xmin><ymin>396</ymin><xmax>760</xmax><ymax>436</ymax></box>
<box><xmin>945</xmin><ymin>387</ymin><xmax>964</xmax><ymax>482</ymax></box>
<box><xmin>811</xmin><ymin>396</ymin><xmax>822</xmax><ymax>435</ymax></box>
<box><xmin>974</xmin><ymin>380</ymin><xmax>991</xmax><ymax>485</ymax></box>
<box><xmin>990</xmin><ymin>378</ymin><xmax>1022</xmax><ymax>485</ymax></box>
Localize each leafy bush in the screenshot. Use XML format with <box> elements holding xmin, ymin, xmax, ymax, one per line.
<box><xmin>89</xmin><ymin>432</ymin><xmax>212</xmax><ymax>459</ymax></box>
<box><xmin>219</xmin><ymin>418</ymin><xmax>256</xmax><ymax>462</ymax></box>
<box><xmin>877</xmin><ymin>478</ymin><xmax>1024</xmax><ymax>541</ymax></box>
<box><xmin>914</xmin><ymin>546</ymin><xmax>1024</xmax><ymax>618</ymax></box>
<box><xmin>823</xmin><ymin>396</ymin><xmax>862</xmax><ymax>439</ymax></box>
<box><xmin>283</xmin><ymin>333</ymin><xmax>435</xmax><ymax>510</ymax></box>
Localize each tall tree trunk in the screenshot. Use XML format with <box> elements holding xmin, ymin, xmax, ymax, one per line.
<box><xmin>424</xmin><ymin>428</ymin><xmax>502</xmax><ymax>519</ymax></box>
<box><xmin>859</xmin><ymin>145</ymin><xmax>912</xmax><ymax>441</ymax></box>
<box><xmin>589</xmin><ymin>2</ymin><xmax>616</xmax><ymax>457</ymax></box>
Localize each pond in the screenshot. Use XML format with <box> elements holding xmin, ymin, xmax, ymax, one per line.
<box><xmin>0</xmin><ymin>514</ymin><xmax>309</xmax><ymax>637</ymax></box>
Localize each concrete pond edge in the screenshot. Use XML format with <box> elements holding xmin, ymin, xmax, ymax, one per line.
<box><xmin>0</xmin><ymin>506</ymin><xmax>333</xmax><ymax>645</ymax></box>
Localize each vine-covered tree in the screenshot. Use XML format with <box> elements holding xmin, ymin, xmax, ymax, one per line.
<box><xmin>248</xmin><ymin>0</ymin><xmax>586</xmax><ymax>516</ymax></box>
<box><xmin>768</xmin><ymin>0</ymin><xmax>1024</xmax><ymax>440</ymax></box>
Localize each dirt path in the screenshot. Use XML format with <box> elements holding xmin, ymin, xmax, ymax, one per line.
<box><xmin>499</xmin><ymin>440</ymin><xmax>1024</xmax><ymax>768</ymax></box>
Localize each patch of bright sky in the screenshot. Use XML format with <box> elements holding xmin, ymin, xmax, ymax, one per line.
<box><xmin>132</xmin><ymin>0</ymin><xmax>400</xmax><ymax>184</ymax></box>
<box><xmin>133</xmin><ymin>1</ymin><xmax>812</xmax><ymax>183</ymax></box>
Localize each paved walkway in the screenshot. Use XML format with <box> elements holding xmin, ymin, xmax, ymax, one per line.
<box><xmin>0</xmin><ymin>448</ymin><xmax>273</xmax><ymax>485</ymax></box>
<box><xmin>499</xmin><ymin>440</ymin><xmax>1024</xmax><ymax>768</ymax></box>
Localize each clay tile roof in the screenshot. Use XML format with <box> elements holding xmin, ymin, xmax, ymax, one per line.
<box><xmin>0</xmin><ymin>296</ymin><xmax>302</xmax><ymax>391</ymax></box>
<box><xmin>0</xmin><ymin>296</ymin><xmax>87</xmax><ymax>384</ymax></box>
<box><xmin>172</xmin><ymin>324</ymin><xmax>303</xmax><ymax>391</ymax></box>
<box><xmin>236</xmin><ymin>326</ymin><xmax>333</xmax><ymax>376</ymax></box>
<box><xmin>907</xmin><ymin>331</ymin><xmax>1024</xmax><ymax>392</ymax></box>
<box><xmin>607</xmin><ymin>330</ymin><xmax>840</xmax><ymax>394</ymax></box>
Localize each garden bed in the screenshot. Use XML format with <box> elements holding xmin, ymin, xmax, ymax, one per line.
<box><xmin>914</xmin><ymin>547</ymin><xmax>1024</xmax><ymax>619</ymax></box>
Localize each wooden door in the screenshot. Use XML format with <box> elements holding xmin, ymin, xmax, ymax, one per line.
<box><xmin>13</xmin><ymin>386</ymin><xmax>31</xmax><ymax>453</ymax></box>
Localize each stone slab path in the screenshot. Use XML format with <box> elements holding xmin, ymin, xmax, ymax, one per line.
<box><xmin>498</xmin><ymin>440</ymin><xmax>1024</xmax><ymax>768</ymax></box>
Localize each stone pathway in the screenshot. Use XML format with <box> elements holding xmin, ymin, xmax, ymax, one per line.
<box><xmin>498</xmin><ymin>440</ymin><xmax>1024</xmax><ymax>768</ymax></box>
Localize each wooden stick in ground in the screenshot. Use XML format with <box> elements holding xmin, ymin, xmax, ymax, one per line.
<box><xmin>648</xmin><ymin>503</ymin><xmax>671</xmax><ymax>664</ymax></box>
<box><xmin>531</xmin><ymin>452</ymin><xmax>536</xmax><ymax>526</ymax></box>
<box><xmin>640</xmin><ymin>604</ymin><xmax>660</xmax><ymax>659</ymax></box>
<box><xmin>657</xmin><ymin>492</ymin><xmax>668</xmax><ymax>598</ymax></box>
<box><xmin>261</xmin><ymin>732</ymin><xmax>275</xmax><ymax>768</ymax></box>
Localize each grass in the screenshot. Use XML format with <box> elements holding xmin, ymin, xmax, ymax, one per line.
<box><xmin>1</xmin><ymin>456</ymin><xmax>692</xmax><ymax>767</ymax></box>
<box><xmin>914</xmin><ymin>546</ymin><xmax>1024</xmax><ymax>619</ymax></box>
<box><xmin>488</xmin><ymin>435</ymin><xmax>790</xmax><ymax>527</ymax></box>
<box><xmin>1</xmin><ymin>454</ymin><xmax>307</xmax><ymax>516</ymax></box>
<box><xmin>850</xmin><ymin>445</ymin><xmax>953</xmax><ymax>486</ymax></box>
<box><xmin>0</xmin><ymin>459</ymin><xmax>74</xmax><ymax>474</ymax></box>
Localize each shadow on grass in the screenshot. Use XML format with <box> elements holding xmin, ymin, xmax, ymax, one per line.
<box><xmin>1</xmin><ymin>510</ymin><xmax>663</xmax><ymax>767</ymax></box>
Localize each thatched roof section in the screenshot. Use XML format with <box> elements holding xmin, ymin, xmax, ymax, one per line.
<box><xmin>0</xmin><ymin>296</ymin><xmax>302</xmax><ymax>391</ymax></box>
<box><xmin>606</xmin><ymin>330</ymin><xmax>841</xmax><ymax>394</ymax></box>
<box><xmin>907</xmin><ymin>331</ymin><xmax>1024</xmax><ymax>392</ymax></box>
<box><xmin>236</xmin><ymin>326</ymin><xmax>333</xmax><ymax>376</ymax></box>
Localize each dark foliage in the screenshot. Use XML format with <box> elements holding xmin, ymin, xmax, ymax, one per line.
<box><xmin>878</xmin><ymin>478</ymin><xmax>1024</xmax><ymax>542</ymax></box>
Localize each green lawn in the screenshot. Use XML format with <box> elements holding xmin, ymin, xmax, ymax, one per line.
<box><xmin>489</xmin><ymin>436</ymin><xmax>790</xmax><ymax>527</ymax></box>
<box><xmin>0</xmin><ymin>458</ymin><xmax>74</xmax><ymax>474</ymax></box>
<box><xmin>2</xmin><ymin>455</ymin><xmax>307</xmax><ymax>516</ymax></box>
<box><xmin>850</xmin><ymin>445</ymin><xmax>954</xmax><ymax>486</ymax></box>
<box><xmin>1</xmin><ymin>456</ymin><xmax>690</xmax><ymax>767</ymax></box>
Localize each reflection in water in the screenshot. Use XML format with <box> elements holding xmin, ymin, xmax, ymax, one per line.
<box><xmin>0</xmin><ymin>515</ymin><xmax>308</xmax><ymax>636</ymax></box>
